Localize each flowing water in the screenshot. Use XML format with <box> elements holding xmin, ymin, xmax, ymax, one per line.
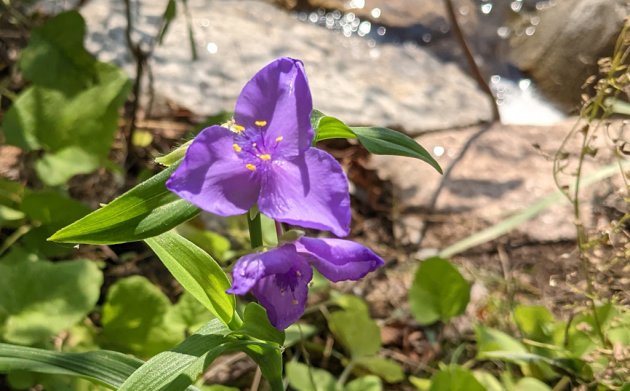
<box><xmin>294</xmin><ymin>0</ymin><xmax>565</xmax><ymax>125</ymax></box>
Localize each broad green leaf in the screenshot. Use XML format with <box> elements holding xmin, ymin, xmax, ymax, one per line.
<box><xmin>19</xmin><ymin>11</ymin><xmax>96</xmax><ymax>93</ymax></box>
<box><xmin>241</xmin><ymin>342</ymin><xmax>284</xmax><ymax>391</ymax></box>
<box><xmin>513</xmin><ymin>305</ymin><xmax>556</xmax><ymax>343</ymax></box>
<box><xmin>176</xmin><ymin>222</ymin><xmax>231</xmax><ymax>262</ymax></box>
<box><xmin>285</xmin><ymin>361</ymin><xmax>336</xmax><ymax>391</ymax></box>
<box><xmin>118</xmin><ymin>319</ymin><xmax>231</xmax><ymax>391</ymax></box>
<box><xmin>35</xmin><ymin>146</ymin><xmax>101</xmax><ymax>186</ymax></box>
<box><xmin>144</xmin><ymin>231</ymin><xmax>236</xmax><ymax>327</ymax></box>
<box><xmin>311</xmin><ymin>110</ymin><xmax>357</xmax><ymax>142</ymax></box>
<box><xmin>429</xmin><ymin>366</ymin><xmax>485</xmax><ymax>391</ymax></box>
<box><xmin>472</xmin><ymin>371</ymin><xmax>503</xmax><ymax>391</ymax></box>
<box><xmin>49</xmin><ymin>165</ymin><xmax>200</xmax><ymax>244</ymax></box>
<box><xmin>514</xmin><ymin>378</ymin><xmax>551</xmax><ymax>391</ymax></box>
<box><xmin>355</xmin><ymin>356</ymin><xmax>404</xmax><ymax>383</ymax></box>
<box><xmin>0</xmin><ymin>254</ymin><xmax>102</xmax><ymax>345</ymax></box>
<box><xmin>409</xmin><ymin>257</ymin><xmax>470</xmax><ymax>325</ymax></box>
<box><xmin>475</xmin><ymin>326</ymin><xmax>528</xmax><ymax>357</ymax></box>
<box><xmin>409</xmin><ymin>376</ymin><xmax>431</xmax><ymax>391</ymax></box>
<box><xmin>100</xmin><ymin>276</ymin><xmax>183</xmax><ymax>357</ymax></box>
<box><xmin>3</xmin><ymin>63</ymin><xmax>129</xmax><ymax>158</ymax></box>
<box><xmin>328</xmin><ymin>307</ymin><xmax>381</xmax><ymax>359</ymax></box>
<box><xmin>201</xmin><ymin>386</ymin><xmax>239</xmax><ymax>391</ymax></box>
<box><xmin>351</xmin><ymin>127</ymin><xmax>442</xmax><ymax>174</ymax></box>
<box><xmin>22</xmin><ymin>190</ymin><xmax>91</xmax><ymax>226</ymax></box>
<box><xmin>332</xmin><ymin>294</ymin><xmax>370</xmax><ymax>314</ymax></box>
<box><xmin>346</xmin><ymin>375</ymin><xmax>382</xmax><ymax>391</ymax></box>
<box><xmin>168</xmin><ymin>292</ymin><xmax>215</xmax><ymax>334</ymax></box>
<box><xmin>0</xmin><ymin>179</ymin><xmax>24</xmax><ymax>208</ymax></box>
<box><xmin>284</xmin><ymin>323</ymin><xmax>318</xmax><ymax>347</ymax></box>
<box><xmin>0</xmin><ymin>343</ymin><xmax>143</xmax><ymax>389</ymax></box>
<box><xmin>234</xmin><ymin>303</ymin><xmax>284</xmax><ymax>345</ymax></box>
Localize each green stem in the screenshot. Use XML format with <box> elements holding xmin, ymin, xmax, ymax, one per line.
<box><xmin>248</xmin><ymin>209</ymin><xmax>263</xmax><ymax>249</ymax></box>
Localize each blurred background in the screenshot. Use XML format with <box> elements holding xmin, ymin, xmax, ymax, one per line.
<box><xmin>0</xmin><ymin>0</ymin><xmax>629</xmax><ymax>390</ymax></box>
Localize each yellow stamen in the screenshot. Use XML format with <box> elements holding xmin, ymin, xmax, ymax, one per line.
<box><xmin>275</xmin><ymin>136</ymin><xmax>284</xmax><ymax>142</ymax></box>
<box><xmin>231</xmin><ymin>124</ymin><xmax>245</xmax><ymax>133</ymax></box>
<box><xmin>255</xmin><ymin>120</ymin><xmax>267</xmax><ymax>127</ymax></box>
<box><xmin>246</xmin><ymin>164</ymin><xmax>256</xmax><ymax>171</ymax></box>
<box><xmin>232</xmin><ymin>143</ymin><xmax>242</xmax><ymax>153</ymax></box>
<box><xmin>259</xmin><ymin>154</ymin><xmax>271</xmax><ymax>161</ymax></box>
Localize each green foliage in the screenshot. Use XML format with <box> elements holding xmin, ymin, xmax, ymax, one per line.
<box><xmin>345</xmin><ymin>376</ymin><xmax>382</xmax><ymax>391</ymax></box>
<box><xmin>100</xmin><ymin>276</ymin><xmax>184</xmax><ymax>357</ymax></box>
<box><xmin>429</xmin><ymin>366</ymin><xmax>485</xmax><ymax>391</ymax></box>
<box><xmin>355</xmin><ymin>357</ymin><xmax>404</xmax><ymax>383</ymax></box>
<box><xmin>1</xmin><ymin>11</ymin><xmax>130</xmax><ymax>185</ymax></box>
<box><xmin>327</xmin><ymin>302</ymin><xmax>381</xmax><ymax>359</ymax></box>
<box><xmin>409</xmin><ymin>257</ymin><xmax>470</xmax><ymax>325</ymax></box>
<box><xmin>49</xmin><ymin>165</ymin><xmax>200</xmax><ymax>245</ymax></box>
<box><xmin>0</xmin><ymin>343</ymin><xmax>143</xmax><ymax>389</ymax></box>
<box><xmin>145</xmin><ymin>230</ymin><xmax>236</xmax><ymax>327</ymax></box>
<box><xmin>286</xmin><ymin>361</ymin><xmax>336</xmax><ymax>391</ymax></box>
<box><xmin>0</xmin><ymin>250</ymin><xmax>102</xmax><ymax>345</ymax></box>
<box><xmin>234</xmin><ymin>303</ymin><xmax>284</xmax><ymax>345</ymax></box>
<box><xmin>311</xmin><ymin>110</ymin><xmax>357</xmax><ymax>142</ymax></box>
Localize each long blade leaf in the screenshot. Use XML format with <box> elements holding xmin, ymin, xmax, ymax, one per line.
<box><xmin>0</xmin><ymin>343</ymin><xmax>142</xmax><ymax>389</ymax></box>
<box><xmin>48</xmin><ymin>165</ymin><xmax>199</xmax><ymax>244</ymax></box>
<box><xmin>144</xmin><ymin>231</ymin><xmax>237</xmax><ymax>327</ymax></box>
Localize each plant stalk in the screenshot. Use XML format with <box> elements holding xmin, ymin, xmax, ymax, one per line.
<box><xmin>248</xmin><ymin>210</ymin><xmax>263</xmax><ymax>249</ymax></box>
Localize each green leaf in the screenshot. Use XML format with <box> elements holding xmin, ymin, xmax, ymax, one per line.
<box><xmin>429</xmin><ymin>366</ymin><xmax>485</xmax><ymax>391</ymax></box>
<box><xmin>514</xmin><ymin>378</ymin><xmax>551</xmax><ymax>391</ymax></box>
<box><xmin>22</xmin><ymin>190</ymin><xmax>91</xmax><ymax>227</ymax></box>
<box><xmin>118</xmin><ymin>319</ymin><xmax>231</xmax><ymax>391</ymax></box>
<box><xmin>155</xmin><ymin>140</ymin><xmax>191</xmax><ymax>166</ymax></box>
<box><xmin>513</xmin><ymin>305</ymin><xmax>556</xmax><ymax>343</ymax></box>
<box><xmin>345</xmin><ymin>375</ymin><xmax>382</xmax><ymax>391</ymax></box>
<box><xmin>144</xmin><ymin>231</ymin><xmax>236</xmax><ymax>327</ymax></box>
<box><xmin>284</xmin><ymin>323</ymin><xmax>318</xmax><ymax>347</ymax></box>
<box><xmin>49</xmin><ymin>165</ymin><xmax>200</xmax><ymax>244</ymax></box>
<box><xmin>0</xmin><ymin>254</ymin><xmax>102</xmax><ymax>345</ymax></box>
<box><xmin>471</xmin><ymin>371</ymin><xmax>503</xmax><ymax>391</ymax></box>
<box><xmin>409</xmin><ymin>257</ymin><xmax>470</xmax><ymax>325</ymax></box>
<box><xmin>351</xmin><ymin>127</ymin><xmax>442</xmax><ymax>174</ymax></box>
<box><xmin>355</xmin><ymin>356</ymin><xmax>404</xmax><ymax>383</ymax></box>
<box><xmin>176</xmin><ymin>222</ymin><xmax>231</xmax><ymax>262</ymax></box>
<box><xmin>241</xmin><ymin>342</ymin><xmax>284</xmax><ymax>391</ymax></box>
<box><xmin>168</xmin><ymin>292</ymin><xmax>215</xmax><ymax>334</ymax></box>
<box><xmin>285</xmin><ymin>361</ymin><xmax>336</xmax><ymax>391</ymax></box>
<box><xmin>476</xmin><ymin>326</ymin><xmax>528</xmax><ymax>357</ymax></box>
<box><xmin>234</xmin><ymin>303</ymin><xmax>284</xmax><ymax>345</ymax></box>
<box><xmin>0</xmin><ymin>343</ymin><xmax>143</xmax><ymax>389</ymax></box>
<box><xmin>4</xmin><ymin>63</ymin><xmax>129</xmax><ymax>157</ymax></box>
<box><xmin>328</xmin><ymin>306</ymin><xmax>381</xmax><ymax>359</ymax></box>
<box><xmin>312</xmin><ymin>110</ymin><xmax>357</xmax><ymax>142</ymax></box>
<box><xmin>34</xmin><ymin>146</ymin><xmax>101</xmax><ymax>186</ymax></box>
<box><xmin>19</xmin><ymin>11</ymin><xmax>96</xmax><ymax>93</ymax></box>
<box><xmin>100</xmin><ymin>276</ymin><xmax>183</xmax><ymax>357</ymax></box>
<box><xmin>158</xmin><ymin>0</ymin><xmax>177</xmax><ymax>44</ymax></box>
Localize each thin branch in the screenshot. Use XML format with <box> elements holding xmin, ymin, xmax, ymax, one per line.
<box><xmin>443</xmin><ymin>0</ymin><xmax>501</xmax><ymax>122</ymax></box>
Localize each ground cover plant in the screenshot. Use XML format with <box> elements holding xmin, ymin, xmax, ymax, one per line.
<box><xmin>0</xmin><ymin>2</ymin><xmax>628</xmax><ymax>391</ymax></box>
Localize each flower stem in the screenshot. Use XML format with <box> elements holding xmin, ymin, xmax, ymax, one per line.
<box><xmin>248</xmin><ymin>210</ymin><xmax>263</xmax><ymax>248</ymax></box>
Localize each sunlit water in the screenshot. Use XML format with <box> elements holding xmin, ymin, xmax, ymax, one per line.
<box><xmin>294</xmin><ymin>0</ymin><xmax>564</xmax><ymax>125</ymax></box>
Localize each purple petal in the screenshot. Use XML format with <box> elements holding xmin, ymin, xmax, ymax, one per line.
<box><xmin>252</xmin><ymin>256</ymin><xmax>312</xmax><ymax>330</ymax></box>
<box><xmin>258</xmin><ymin>148</ymin><xmax>351</xmax><ymax>237</ymax></box>
<box><xmin>166</xmin><ymin>125</ymin><xmax>260</xmax><ymax>216</ymax></box>
<box><xmin>227</xmin><ymin>245</ymin><xmax>313</xmax><ymax>330</ymax></box>
<box><xmin>296</xmin><ymin>237</ymin><xmax>384</xmax><ymax>282</ymax></box>
<box><xmin>234</xmin><ymin>58</ymin><xmax>313</xmax><ymax>158</ymax></box>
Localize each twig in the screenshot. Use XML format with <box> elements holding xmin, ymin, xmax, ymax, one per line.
<box><xmin>443</xmin><ymin>0</ymin><xmax>501</xmax><ymax>122</ymax></box>
<box><xmin>250</xmin><ymin>367</ymin><xmax>262</xmax><ymax>391</ymax></box>
<box><xmin>417</xmin><ymin>122</ymin><xmax>493</xmax><ymax>247</ymax></box>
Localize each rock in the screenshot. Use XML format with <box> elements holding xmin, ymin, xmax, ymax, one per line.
<box><xmin>509</xmin><ymin>0</ymin><xmax>628</xmax><ymax>112</ymax></box>
<box><xmin>368</xmin><ymin>118</ymin><xmax>623</xmax><ymax>248</ymax></box>
<box><xmin>80</xmin><ymin>0</ymin><xmax>492</xmax><ymax>133</ymax></box>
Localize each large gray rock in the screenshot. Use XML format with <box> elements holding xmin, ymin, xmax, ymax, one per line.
<box><xmin>509</xmin><ymin>0</ymin><xmax>628</xmax><ymax>112</ymax></box>
<box><xmin>81</xmin><ymin>0</ymin><xmax>492</xmax><ymax>133</ymax></box>
<box><xmin>369</xmin><ymin>118</ymin><xmax>623</xmax><ymax>248</ymax></box>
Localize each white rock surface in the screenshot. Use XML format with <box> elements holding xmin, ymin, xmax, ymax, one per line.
<box><xmin>369</xmin><ymin>118</ymin><xmax>623</xmax><ymax>247</ymax></box>
<box><xmin>81</xmin><ymin>0</ymin><xmax>492</xmax><ymax>133</ymax></box>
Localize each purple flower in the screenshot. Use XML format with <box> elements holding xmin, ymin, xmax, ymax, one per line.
<box><xmin>166</xmin><ymin>58</ymin><xmax>351</xmax><ymax>237</ymax></box>
<box><xmin>227</xmin><ymin>237</ymin><xmax>385</xmax><ymax>329</ymax></box>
